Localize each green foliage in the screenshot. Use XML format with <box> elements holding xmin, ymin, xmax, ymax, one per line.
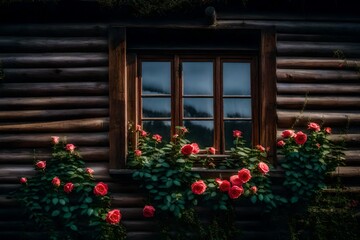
<box><xmin>278</xmin><ymin>124</ymin><xmax>345</xmax><ymax>205</ymax></box>
<box><xmin>12</xmin><ymin>138</ymin><xmax>126</xmax><ymax>240</ymax></box>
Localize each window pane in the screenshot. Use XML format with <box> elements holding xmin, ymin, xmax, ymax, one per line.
<box><xmin>184</xmin><ymin>98</ymin><xmax>213</xmax><ymax>118</ymax></box>
<box><xmin>142</xmin><ymin>120</ymin><xmax>171</xmax><ymax>142</ymax></box>
<box><xmin>183</xmin><ymin>120</ymin><xmax>214</xmax><ymax>148</ymax></box>
<box><xmin>142</xmin><ymin>98</ymin><xmax>171</xmax><ymax>117</ymax></box>
<box><xmin>183</xmin><ymin>62</ymin><xmax>213</xmax><ymax>95</ymax></box>
<box><xmin>223</xmin><ymin>62</ymin><xmax>251</xmax><ymax>95</ymax></box>
<box><xmin>142</xmin><ymin>62</ymin><xmax>171</xmax><ymax>94</ymax></box>
<box><xmin>224</xmin><ymin>121</ymin><xmax>252</xmax><ymax>149</ymax></box>
<box><xmin>223</xmin><ymin>98</ymin><xmax>252</xmax><ymax>118</ymax></box>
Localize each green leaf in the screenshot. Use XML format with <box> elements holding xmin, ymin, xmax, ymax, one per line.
<box><xmin>70</xmin><ymin>225</ymin><xmax>78</xmax><ymax>231</ymax></box>
<box><xmin>52</xmin><ymin>198</ymin><xmax>59</xmax><ymax>205</ymax></box>
<box><xmin>84</xmin><ymin>197</ymin><xmax>93</xmax><ymax>203</ymax></box>
<box><xmin>258</xmin><ymin>194</ymin><xmax>264</xmax><ymax>201</ymax></box>
<box><xmin>59</xmin><ymin>199</ymin><xmax>66</xmax><ymax>205</ymax></box>
<box><xmin>250</xmin><ymin>195</ymin><xmax>257</xmax><ymax>204</ymax></box>
<box><xmin>290</xmin><ymin>196</ymin><xmax>298</xmax><ymax>203</ymax></box>
<box><xmin>63</xmin><ymin>212</ymin><xmax>72</xmax><ymax>219</ymax></box>
<box><xmin>51</xmin><ymin>210</ymin><xmax>60</xmax><ymax>217</ymax></box>
<box><xmin>87</xmin><ymin>208</ymin><xmax>94</xmax><ymax>216</ymax></box>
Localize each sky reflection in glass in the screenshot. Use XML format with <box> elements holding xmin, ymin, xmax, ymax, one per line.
<box><xmin>142</xmin><ymin>62</ymin><xmax>171</xmax><ymax>94</ymax></box>
<box><xmin>183</xmin><ymin>62</ymin><xmax>213</xmax><ymax>95</ymax></box>
<box><xmin>142</xmin><ymin>98</ymin><xmax>171</xmax><ymax>117</ymax></box>
<box><xmin>223</xmin><ymin>63</ymin><xmax>250</xmax><ymax>95</ymax></box>
<box><xmin>184</xmin><ymin>98</ymin><xmax>213</xmax><ymax>118</ymax></box>
<box><xmin>223</xmin><ymin>98</ymin><xmax>252</xmax><ymax>118</ymax></box>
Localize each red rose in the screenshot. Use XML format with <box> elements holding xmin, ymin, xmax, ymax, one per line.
<box><xmin>64</xmin><ymin>182</ymin><xmax>74</xmax><ymax>193</ymax></box>
<box><xmin>294</xmin><ymin>131</ymin><xmax>307</xmax><ymax>145</ymax></box>
<box><xmin>233</xmin><ymin>130</ymin><xmax>242</xmax><ymax>138</ymax></box>
<box><xmin>51</xmin><ymin>136</ymin><xmax>59</xmax><ymax>145</ymax></box>
<box><xmin>36</xmin><ymin>160</ymin><xmax>46</xmax><ymax>169</ymax></box>
<box><xmin>181</xmin><ymin>127</ymin><xmax>188</xmax><ymax>133</ymax></box>
<box><xmin>191</xmin><ymin>143</ymin><xmax>200</xmax><ymax>154</ymax></box>
<box><xmin>256</xmin><ymin>145</ymin><xmax>265</xmax><ymax>152</ymax></box>
<box><xmin>191</xmin><ymin>180</ymin><xmax>207</xmax><ymax>195</ymax></box>
<box><xmin>52</xmin><ymin>177</ymin><xmax>61</xmax><ymax>187</ymax></box>
<box><xmin>152</xmin><ymin>134</ymin><xmax>162</xmax><ymax>143</ymax></box>
<box><xmin>277</xmin><ymin>140</ymin><xmax>286</xmax><ymax>147</ymax></box>
<box><xmin>86</xmin><ymin>167</ymin><xmax>94</xmax><ymax>175</ymax></box>
<box><xmin>65</xmin><ymin>144</ymin><xmax>76</xmax><ymax>153</ymax></box>
<box><xmin>134</xmin><ymin>149</ymin><xmax>142</xmax><ymax>157</ymax></box>
<box><xmin>208</xmin><ymin>147</ymin><xmax>216</xmax><ymax>155</ymax></box>
<box><xmin>238</xmin><ymin>168</ymin><xmax>252</xmax><ymax>183</ymax></box>
<box><xmin>20</xmin><ymin>177</ymin><xmax>27</xmax><ymax>184</ymax></box>
<box><xmin>181</xmin><ymin>144</ymin><xmax>194</xmax><ymax>156</ymax></box>
<box><xmin>250</xmin><ymin>186</ymin><xmax>258</xmax><ymax>194</ymax></box>
<box><xmin>140</xmin><ymin>130</ymin><xmax>147</xmax><ymax>137</ymax></box>
<box><xmin>215</xmin><ymin>178</ymin><xmax>231</xmax><ymax>192</ymax></box>
<box><xmin>258</xmin><ymin>162</ymin><xmax>269</xmax><ymax>174</ymax></box>
<box><xmin>94</xmin><ymin>182</ymin><xmax>108</xmax><ymax>196</ymax></box>
<box><xmin>228</xmin><ymin>185</ymin><xmax>244</xmax><ymax>199</ymax></box>
<box><xmin>308</xmin><ymin>122</ymin><xmax>320</xmax><ymax>132</ymax></box>
<box><xmin>106</xmin><ymin>209</ymin><xmax>121</xmax><ymax>224</ymax></box>
<box><xmin>324</xmin><ymin>127</ymin><xmax>332</xmax><ymax>134</ymax></box>
<box><xmin>143</xmin><ymin>205</ymin><xmax>155</xmax><ymax>218</ymax></box>
<box><xmin>281</xmin><ymin>130</ymin><xmax>295</xmax><ymax>138</ymax></box>
<box><xmin>136</xmin><ymin>124</ymin><xmax>142</xmax><ymax>131</ymax></box>
<box><xmin>229</xmin><ymin>175</ymin><xmax>242</xmax><ymax>187</ymax></box>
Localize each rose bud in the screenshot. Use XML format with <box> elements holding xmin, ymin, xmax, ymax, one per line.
<box><xmin>20</xmin><ymin>177</ymin><xmax>27</xmax><ymax>184</ymax></box>
<box><xmin>35</xmin><ymin>161</ymin><xmax>46</xmax><ymax>170</ymax></box>
<box><xmin>143</xmin><ymin>205</ymin><xmax>156</xmax><ymax>218</ymax></box>
<box><xmin>51</xmin><ymin>136</ymin><xmax>60</xmax><ymax>145</ymax></box>
<box><xmin>52</xmin><ymin>177</ymin><xmax>61</xmax><ymax>187</ymax></box>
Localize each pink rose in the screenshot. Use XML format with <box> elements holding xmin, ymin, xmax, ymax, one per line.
<box><xmin>191</xmin><ymin>180</ymin><xmax>207</xmax><ymax>195</ymax></box>
<box><xmin>93</xmin><ymin>182</ymin><xmax>108</xmax><ymax>196</ymax></box>
<box><xmin>64</xmin><ymin>182</ymin><xmax>74</xmax><ymax>193</ymax></box>
<box><xmin>51</xmin><ymin>136</ymin><xmax>59</xmax><ymax>145</ymax></box>
<box><xmin>106</xmin><ymin>209</ymin><xmax>121</xmax><ymax>224</ymax></box>
<box><xmin>35</xmin><ymin>161</ymin><xmax>46</xmax><ymax>170</ymax></box>
<box><xmin>215</xmin><ymin>178</ymin><xmax>231</xmax><ymax>192</ymax></box>
<box><xmin>208</xmin><ymin>147</ymin><xmax>216</xmax><ymax>155</ymax></box>
<box><xmin>143</xmin><ymin>205</ymin><xmax>155</xmax><ymax>218</ymax></box>
<box><xmin>152</xmin><ymin>134</ymin><xmax>162</xmax><ymax>143</ymax></box>
<box><xmin>308</xmin><ymin>122</ymin><xmax>320</xmax><ymax>132</ymax></box>
<box><xmin>172</xmin><ymin>134</ymin><xmax>179</xmax><ymax>139</ymax></box>
<box><xmin>191</xmin><ymin>143</ymin><xmax>200</xmax><ymax>154</ymax></box>
<box><xmin>229</xmin><ymin>175</ymin><xmax>242</xmax><ymax>187</ymax></box>
<box><xmin>238</xmin><ymin>168</ymin><xmax>252</xmax><ymax>183</ymax></box>
<box><xmin>281</xmin><ymin>130</ymin><xmax>295</xmax><ymax>138</ymax></box>
<box><xmin>140</xmin><ymin>130</ymin><xmax>147</xmax><ymax>137</ymax></box>
<box><xmin>180</xmin><ymin>127</ymin><xmax>188</xmax><ymax>133</ymax></box>
<box><xmin>20</xmin><ymin>177</ymin><xmax>27</xmax><ymax>184</ymax></box>
<box><xmin>324</xmin><ymin>127</ymin><xmax>332</xmax><ymax>134</ymax></box>
<box><xmin>86</xmin><ymin>168</ymin><xmax>94</xmax><ymax>175</ymax></box>
<box><xmin>134</xmin><ymin>149</ymin><xmax>142</xmax><ymax>157</ymax></box>
<box><xmin>52</xmin><ymin>177</ymin><xmax>61</xmax><ymax>187</ymax></box>
<box><xmin>233</xmin><ymin>130</ymin><xmax>242</xmax><ymax>138</ymax></box>
<box><xmin>294</xmin><ymin>131</ymin><xmax>307</xmax><ymax>145</ymax></box>
<box><xmin>181</xmin><ymin>144</ymin><xmax>194</xmax><ymax>156</ymax></box>
<box><xmin>65</xmin><ymin>144</ymin><xmax>76</xmax><ymax>153</ymax></box>
<box><xmin>277</xmin><ymin>140</ymin><xmax>286</xmax><ymax>147</ymax></box>
<box><xmin>136</xmin><ymin>125</ymin><xmax>142</xmax><ymax>131</ymax></box>
<box><xmin>258</xmin><ymin>162</ymin><xmax>269</xmax><ymax>174</ymax></box>
<box><xmin>228</xmin><ymin>185</ymin><xmax>244</xmax><ymax>199</ymax></box>
<box><xmin>250</xmin><ymin>186</ymin><xmax>258</xmax><ymax>194</ymax></box>
<box><xmin>256</xmin><ymin>145</ymin><xmax>265</xmax><ymax>152</ymax></box>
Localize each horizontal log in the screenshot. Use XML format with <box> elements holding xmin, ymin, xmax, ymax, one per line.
<box><xmin>0</xmin><ymin>108</ymin><xmax>109</xmax><ymax>122</ymax></box>
<box><xmin>277</xmin><ymin>57</ymin><xmax>360</xmax><ymax>69</ymax></box>
<box><xmin>0</xmin><ymin>118</ymin><xmax>109</xmax><ymax>133</ymax></box>
<box><xmin>0</xmin><ymin>133</ymin><xmax>108</xmax><ymax>148</ymax></box>
<box><xmin>111</xmin><ymin>194</ymin><xmax>145</xmax><ymax>207</ymax></box>
<box><xmin>0</xmin><ymin>96</ymin><xmax>109</xmax><ymax>110</ymax></box>
<box><xmin>0</xmin><ymin>147</ymin><xmax>109</xmax><ymax>163</ymax></box>
<box><xmin>277</xmin><ymin>33</ymin><xmax>360</xmax><ymax>43</ymax></box>
<box><xmin>0</xmin><ymin>37</ymin><xmax>107</xmax><ymax>53</ymax></box>
<box><xmin>277</xmin><ymin>41</ymin><xmax>360</xmax><ymax>57</ymax></box>
<box><xmin>277</xmin><ymin>96</ymin><xmax>360</xmax><ymax>110</ymax></box>
<box><xmin>277</xmin><ymin>83</ymin><xmax>360</xmax><ymax>95</ymax></box>
<box><xmin>277</xmin><ymin>69</ymin><xmax>359</xmax><ymax>83</ymax></box>
<box><xmin>2</xmin><ymin>67</ymin><xmax>108</xmax><ymax>82</ymax></box>
<box><xmin>0</xmin><ymin>232</ymin><xmax>47</xmax><ymax>240</ymax></box>
<box><xmin>331</xmin><ymin>166</ymin><xmax>360</xmax><ymax>178</ymax></box>
<box><xmin>0</xmin><ymin>24</ymin><xmax>107</xmax><ymax>37</ymax></box>
<box><xmin>277</xmin><ymin>110</ymin><xmax>360</xmax><ymax>128</ymax></box>
<box><xmin>0</xmin><ymin>52</ymin><xmax>108</xmax><ymax>68</ymax></box>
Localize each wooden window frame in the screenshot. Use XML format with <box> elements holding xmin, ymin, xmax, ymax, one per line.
<box><xmin>108</xmin><ymin>27</ymin><xmax>276</xmax><ymax>169</ymax></box>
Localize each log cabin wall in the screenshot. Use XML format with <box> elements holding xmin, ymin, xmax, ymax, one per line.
<box><xmin>0</xmin><ymin>16</ymin><xmax>359</xmax><ymax>239</ymax></box>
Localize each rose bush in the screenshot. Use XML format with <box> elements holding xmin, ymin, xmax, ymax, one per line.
<box><xmin>12</xmin><ymin>137</ymin><xmax>126</xmax><ymax>240</ymax></box>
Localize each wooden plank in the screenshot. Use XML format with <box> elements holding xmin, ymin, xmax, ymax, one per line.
<box><xmin>277</xmin><ymin>96</ymin><xmax>360</xmax><ymax>109</ymax></box>
<box><xmin>277</xmin><ymin>33</ymin><xmax>360</xmax><ymax>43</ymax></box>
<box><xmin>0</xmin><ymin>53</ymin><xmax>108</xmax><ymax>68</ymax></box>
<box><xmin>277</xmin><ymin>69</ymin><xmax>359</xmax><ymax>83</ymax></box>
<box><xmin>277</xmin><ymin>83</ymin><xmax>360</xmax><ymax>95</ymax></box>
<box><xmin>331</xmin><ymin>166</ymin><xmax>360</xmax><ymax>178</ymax></box>
<box><xmin>277</xmin><ymin>57</ymin><xmax>360</xmax><ymax>69</ymax></box>
<box><xmin>108</xmin><ymin>27</ymin><xmax>127</xmax><ymax>169</ymax></box>
<box><xmin>127</xmin><ymin>53</ymin><xmax>138</xmax><ymax>149</ymax></box>
<box><xmin>2</xmin><ymin>67</ymin><xmax>108</xmax><ymax>82</ymax></box>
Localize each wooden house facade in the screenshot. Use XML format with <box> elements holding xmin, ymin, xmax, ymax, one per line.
<box><xmin>0</xmin><ymin>1</ymin><xmax>359</xmax><ymax>239</ymax></box>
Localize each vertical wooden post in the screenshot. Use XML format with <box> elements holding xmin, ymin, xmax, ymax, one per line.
<box><xmin>260</xmin><ymin>29</ymin><xmax>277</xmax><ymax>164</ymax></box>
<box><xmin>109</xmin><ymin>27</ymin><xmax>127</xmax><ymax>169</ymax></box>
<box><xmin>127</xmin><ymin>53</ymin><xmax>138</xmax><ymax>150</ymax></box>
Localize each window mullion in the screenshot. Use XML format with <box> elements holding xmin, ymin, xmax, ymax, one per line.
<box><xmin>215</xmin><ymin>57</ymin><xmax>222</xmax><ymax>153</ymax></box>
<box><xmin>173</xmin><ymin>55</ymin><xmax>181</xmax><ymax>132</ymax></box>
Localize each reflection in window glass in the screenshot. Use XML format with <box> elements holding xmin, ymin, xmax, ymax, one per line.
<box><xmin>183</xmin><ymin>62</ymin><xmax>213</xmax><ymax>95</ymax></box>
<box><xmin>223</xmin><ymin>98</ymin><xmax>252</xmax><ymax>118</ymax></box>
<box><xmin>142</xmin><ymin>121</ymin><xmax>171</xmax><ymax>142</ymax></box>
<box><xmin>183</xmin><ymin>120</ymin><xmax>214</xmax><ymax>148</ymax></box>
<box><xmin>142</xmin><ymin>62</ymin><xmax>171</xmax><ymax>94</ymax></box>
<box><xmin>184</xmin><ymin>98</ymin><xmax>213</xmax><ymax>118</ymax></box>
<box><xmin>224</xmin><ymin>121</ymin><xmax>252</xmax><ymax>149</ymax></box>
<box><xmin>223</xmin><ymin>63</ymin><xmax>251</xmax><ymax>95</ymax></box>
<box><xmin>142</xmin><ymin>98</ymin><xmax>171</xmax><ymax>118</ymax></box>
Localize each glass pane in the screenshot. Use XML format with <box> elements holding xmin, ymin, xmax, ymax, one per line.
<box><xmin>223</xmin><ymin>62</ymin><xmax>251</xmax><ymax>95</ymax></box>
<box><xmin>142</xmin><ymin>120</ymin><xmax>171</xmax><ymax>142</ymax></box>
<box><xmin>142</xmin><ymin>98</ymin><xmax>171</xmax><ymax>117</ymax></box>
<box><xmin>142</xmin><ymin>62</ymin><xmax>171</xmax><ymax>94</ymax></box>
<box><xmin>223</xmin><ymin>98</ymin><xmax>252</xmax><ymax>118</ymax></box>
<box><xmin>183</xmin><ymin>62</ymin><xmax>213</xmax><ymax>95</ymax></box>
<box><xmin>183</xmin><ymin>120</ymin><xmax>214</xmax><ymax>148</ymax></box>
<box><xmin>184</xmin><ymin>98</ymin><xmax>213</xmax><ymax>118</ymax></box>
<box><xmin>224</xmin><ymin>121</ymin><xmax>252</xmax><ymax>149</ymax></box>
